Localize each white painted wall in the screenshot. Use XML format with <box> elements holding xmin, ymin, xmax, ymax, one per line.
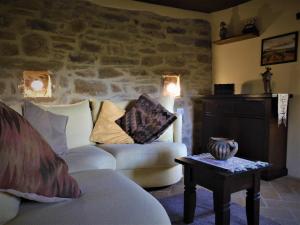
<box><xmin>211</xmin><ymin>0</ymin><xmax>300</xmax><ymax>178</ymax></box>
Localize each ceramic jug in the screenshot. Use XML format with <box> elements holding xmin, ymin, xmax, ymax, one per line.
<box><xmin>207</xmin><ymin>137</ymin><xmax>238</xmax><ymax>160</ymax></box>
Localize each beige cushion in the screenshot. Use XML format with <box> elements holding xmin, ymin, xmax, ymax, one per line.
<box><xmin>90</xmin><ymin>96</ymin><xmax>175</xmax><ymax>142</ymax></box>
<box><xmin>90</xmin><ymin>99</ymin><xmax>129</xmax><ymax>123</ymax></box>
<box><xmin>0</xmin><ymin>192</ymin><xmax>20</xmax><ymax>225</ymax></box>
<box><xmin>38</xmin><ymin>100</ymin><xmax>93</xmax><ymax>149</ymax></box>
<box><xmin>99</xmin><ymin>142</ymin><xmax>187</xmax><ymax>170</ymax></box>
<box><xmin>90</xmin><ymin>101</ymin><xmax>134</xmax><ymax>144</ymax></box>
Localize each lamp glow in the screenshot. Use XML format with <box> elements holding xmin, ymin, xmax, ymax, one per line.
<box><xmin>30</xmin><ymin>80</ymin><xmax>44</xmax><ymax>91</ymax></box>
<box><xmin>166</xmin><ymin>83</ymin><xmax>180</xmax><ymax>96</ymax></box>
<box><xmin>162</xmin><ymin>74</ymin><xmax>180</xmax><ymax>97</ymax></box>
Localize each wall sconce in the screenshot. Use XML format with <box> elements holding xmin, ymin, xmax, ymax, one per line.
<box><xmin>162</xmin><ymin>74</ymin><xmax>181</xmax><ymax>97</ymax></box>
<box><xmin>23</xmin><ymin>71</ymin><xmax>52</xmax><ymax>98</ymax></box>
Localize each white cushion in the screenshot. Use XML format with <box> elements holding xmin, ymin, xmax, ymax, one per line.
<box><xmin>0</xmin><ymin>192</ymin><xmax>20</xmax><ymax>225</ymax></box>
<box><xmin>99</xmin><ymin>142</ymin><xmax>187</xmax><ymax>170</ymax></box>
<box><xmin>38</xmin><ymin>100</ymin><xmax>93</xmax><ymax>149</ymax></box>
<box><xmin>7</xmin><ymin>170</ymin><xmax>171</xmax><ymax>225</ymax></box>
<box><xmin>63</xmin><ymin>145</ymin><xmax>116</xmax><ymax>173</ymax></box>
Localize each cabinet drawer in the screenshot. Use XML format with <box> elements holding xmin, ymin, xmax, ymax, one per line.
<box><xmin>203</xmin><ymin>101</ymin><xmax>234</xmax><ymax>114</ymax></box>
<box><xmin>234</xmin><ymin>101</ymin><xmax>265</xmax><ymax>116</ymax></box>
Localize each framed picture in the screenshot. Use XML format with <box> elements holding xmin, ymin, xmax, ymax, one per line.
<box><xmin>261</xmin><ymin>31</ymin><xmax>298</xmax><ymax>66</ymax></box>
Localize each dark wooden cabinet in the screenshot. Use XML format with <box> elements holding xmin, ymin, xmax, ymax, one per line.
<box><xmin>194</xmin><ymin>94</ymin><xmax>291</xmax><ymax>180</ymax></box>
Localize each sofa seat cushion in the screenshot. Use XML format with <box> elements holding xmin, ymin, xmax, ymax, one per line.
<box><xmin>7</xmin><ymin>170</ymin><xmax>171</xmax><ymax>225</ymax></box>
<box><xmin>63</xmin><ymin>145</ymin><xmax>116</xmax><ymax>173</ymax></box>
<box><xmin>99</xmin><ymin>142</ymin><xmax>187</xmax><ymax>170</ymax></box>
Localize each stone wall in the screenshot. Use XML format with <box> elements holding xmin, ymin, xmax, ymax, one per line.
<box><xmin>0</xmin><ymin>0</ymin><xmax>212</xmax><ymax>151</ymax></box>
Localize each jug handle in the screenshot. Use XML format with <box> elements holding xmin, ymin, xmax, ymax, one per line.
<box><xmin>228</xmin><ymin>141</ymin><xmax>238</xmax><ymax>156</ymax></box>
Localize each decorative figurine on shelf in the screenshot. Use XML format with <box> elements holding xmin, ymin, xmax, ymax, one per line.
<box><xmin>261</xmin><ymin>67</ymin><xmax>272</xmax><ymax>94</ymax></box>
<box><xmin>219</xmin><ymin>21</ymin><xmax>227</xmax><ymax>40</ymax></box>
<box><xmin>242</xmin><ymin>17</ymin><xmax>259</xmax><ymax>35</ymax></box>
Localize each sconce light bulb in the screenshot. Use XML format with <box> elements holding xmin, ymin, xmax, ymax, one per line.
<box><xmin>31</xmin><ymin>80</ymin><xmax>44</xmax><ymax>91</ymax></box>
<box><xmin>166</xmin><ymin>83</ymin><xmax>180</xmax><ymax>96</ymax></box>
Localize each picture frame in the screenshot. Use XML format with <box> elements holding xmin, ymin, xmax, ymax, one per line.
<box><xmin>261</xmin><ymin>31</ymin><xmax>298</xmax><ymax>66</ymax></box>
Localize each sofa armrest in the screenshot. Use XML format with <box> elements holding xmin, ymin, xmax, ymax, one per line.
<box><xmin>173</xmin><ymin>113</ymin><xmax>182</xmax><ymax>143</ymax></box>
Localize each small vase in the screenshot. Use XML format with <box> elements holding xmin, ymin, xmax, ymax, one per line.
<box><xmin>207</xmin><ymin>137</ymin><xmax>238</xmax><ymax>160</ymax></box>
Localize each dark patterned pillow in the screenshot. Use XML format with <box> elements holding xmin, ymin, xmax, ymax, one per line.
<box><xmin>0</xmin><ymin>101</ymin><xmax>81</xmax><ymax>202</ymax></box>
<box><xmin>115</xmin><ymin>94</ymin><xmax>177</xmax><ymax>144</ymax></box>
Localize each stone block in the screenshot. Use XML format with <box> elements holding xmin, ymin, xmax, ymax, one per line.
<box><xmin>141</xmin><ymin>22</ymin><xmax>161</xmax><ymax>30</ymax></box>
<box><xmin>0</xmin><ymin>57</ymin><xmax>63</xmax><ymax>71</ymax></box>
<box><xmin>166</xmin><ymin>26</ymin><xmax>186</xmax><ymax>34</ymax></box>
<box><xmin>157</xmin><ymin>43</ymin><xmax>179</xmax><ymax>52</ymax></box>
<box><xmin>0</xmin><ymin>14</ymin><xmax>12</xmax><ymax>28</ymax></box>
<box><xmin>0</xmin><ymin>31</ymin><xmax>16</xmax><ymax>40</ymax></box>
<box><xmin>22</xmin><ymin>33</ymin><xmax>49</xmax><ymax>57</ymax></box>
<box><xmin>141</xmin><ymin>56</ymin><xmax>163</xmax><ymax>67</ymax></box>
<box><xmin>111</xmin><ymin>84</ymin><xmax>122</xmax><ymax>93</ymax></box>
<box><xmin>70</xmin><ymin>19</ymin><xmax>86</xmax><ymax>33</ymax></box>
<box><xmin>75</xmin><ymin>69</ymin><xmax>96</xmax><ymax>78</ymax></box>
<box><xmin>142</xmin><ymin>30</ymin><xmax>166</xmax><ymax>39</ymax></box>
<box><xmin>101</xmin><ymin>56</ymin><xmax>139</xmax><ymax>65</ymax></box>
<box><xmin>51</xmin><ymin>35</ymin><xmax>76</xmax><ymax>43</ymax></box>
<box><xmin>80</xmin><ymin>41</ymin><xmax>101</xmax><ymax>52</ymax></box>
<box><xmin>134</xmin><ymin>85</ymin><xmax>158</xmax><ymax>94</ymax></box>
<box><xmin>194</xmin><ymin>39</ymin><xmax>211</xmax><ymax>49</ymax></box>
<box><xmin>139</xmin><ymin>48</ymin><xmax>156</xmax><ymax>54</ymax></box>
<box><xmin>26</xmin><ymin>19</ymin><xmax>57</xmax><ymax>32</ymax></box>
<box><xmin>197</xmin><ymin>54</ymin><xmax>211</xmax><ymax>63</ymax></box>
<box><xmin>165</xmin><ymin>55</ymin><xmax>186</xmax><ymax>67</ymax></box>
<box><xmin>173</xmin><ymin>36</ymin><xmax>195</xmax><ymax>45</ymax></box>
<box><xmin>69</xmin><ymin>52</ymin><xmax>97</xmax><ymax>64</ymax></box>
<box><xmin>98</xmin><ymin>67</ymin><xmax>123</xmax><ymax>78</ymax></box>
<box><xmin>74</xmin><ymin>79</ymin><xmax>107</xmax><ymax>96</ymax></box>
<box><xmin>101</xmin><ymin>13</ymin><xmax>129</xmax><ymax>23</ymax></box>
<box><xmin>53</xmin><ymin>43</ymin><xmax>74</xmax><ymax>51</ymax></box>
<box><xmin>0</xmin><ymin>42</ymin><xmax>19</xmax><ymax>56</ymax></box>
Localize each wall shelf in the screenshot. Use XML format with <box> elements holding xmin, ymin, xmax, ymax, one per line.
<box><xmin>213</xmin><ymin>33</ymin><xmax>259</xmax><ymax>45</ymax></box>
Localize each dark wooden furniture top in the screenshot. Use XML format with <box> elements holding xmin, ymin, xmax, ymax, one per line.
<box><xmin>193</xmin><ymin>94</ymin><xmax>292</xmax><ymax>180</ymax></box>
<box><xmin>175</xmin><ymin>156</ymin><xmax>270</xmax><ymax>225</ymax></box>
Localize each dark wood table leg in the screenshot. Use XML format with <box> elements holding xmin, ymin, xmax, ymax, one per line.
<box><xmin>183</xmin><ymin>166</ymin><xmax>196</xmax><ymax>224</ymax></box>
<box><xmin>246</xmin><ymin>174</ymin><xmax>261</xmax><ymax>225</ymax></box>
<box><xmin>214</xmin><ymin>188</ymin><xmax>231</xmax><ymax>225</ymax></box>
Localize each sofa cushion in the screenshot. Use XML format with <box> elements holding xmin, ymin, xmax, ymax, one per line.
<box><xmin>38</xmin><ymin>100</ymin><xmax>93</xmax><ymax>149</ymax></box>
<box><xmin>90</xmin><ymin>96</ymin><xmax>175</xmax><ymax>142</ymax></box>
<box><xmin>63</xmin><ymin>145</ymin><xmax>116</xmax><ymax>173</ymax></box>
<box><xmin>99</xmin><ymin>142</ymin><xmax>187</xmax><ymax>170</ymax></box>
<box><xmin>90</xmin><ymin>100</ymin><xmax>134</xmax><ymax>144</ymax></box>
<box><xmin>7</xmin><ymin>170</ymin><xmax>171</xmax><ymax>225</ymax></box>
<box><xmin>0</xmin><ymin>193</ymin><xmax>20</xmax><ymax>225</ymax></box>
<box><xmin>23</xmin><ymin>101</ymin><xmax>69</xmax><ymax>156</ymax></box>
<box><xmin>0</xmin><ymin>102</ymin><xmax>80</xmax><ymax>202</ymax></box>
<box><xmin>116</xmin><ymin>94</ymin><xmax>177</xmax><ymax>144</ymax></box>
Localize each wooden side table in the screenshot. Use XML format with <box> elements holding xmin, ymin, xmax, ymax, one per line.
<box><xmin>175</xmin><ymin>156</ymin><xmax>270</xmax><ymax>225</ymax></box>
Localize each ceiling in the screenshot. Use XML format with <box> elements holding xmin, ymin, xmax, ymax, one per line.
<box><xmin>134</xmin><ymin>0</ymin><xmax>251</xmax><ymax>13</ymax></box>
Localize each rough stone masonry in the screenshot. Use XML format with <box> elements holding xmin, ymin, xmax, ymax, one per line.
<box><xmin>0</xmin><ymin>0</ymin><xmax>212</xmax><ymax>152</ymax></box>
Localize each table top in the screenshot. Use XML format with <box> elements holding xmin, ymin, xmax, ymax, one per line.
<box><xmin>175</xmin><ymin>153</ymin><xmax>270</xmax><ymax>176</ymax></box>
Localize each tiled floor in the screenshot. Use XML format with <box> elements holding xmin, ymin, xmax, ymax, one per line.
<box><xmin>150</xmin><ymin>176</ymin><xmax>300</xmax><ymax>225</ymax></box>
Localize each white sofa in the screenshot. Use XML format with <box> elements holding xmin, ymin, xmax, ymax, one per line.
<box><xmin>4</xmin><ymin>99</ymin><xmax>187</xmax><ymax>225</ymax></box>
